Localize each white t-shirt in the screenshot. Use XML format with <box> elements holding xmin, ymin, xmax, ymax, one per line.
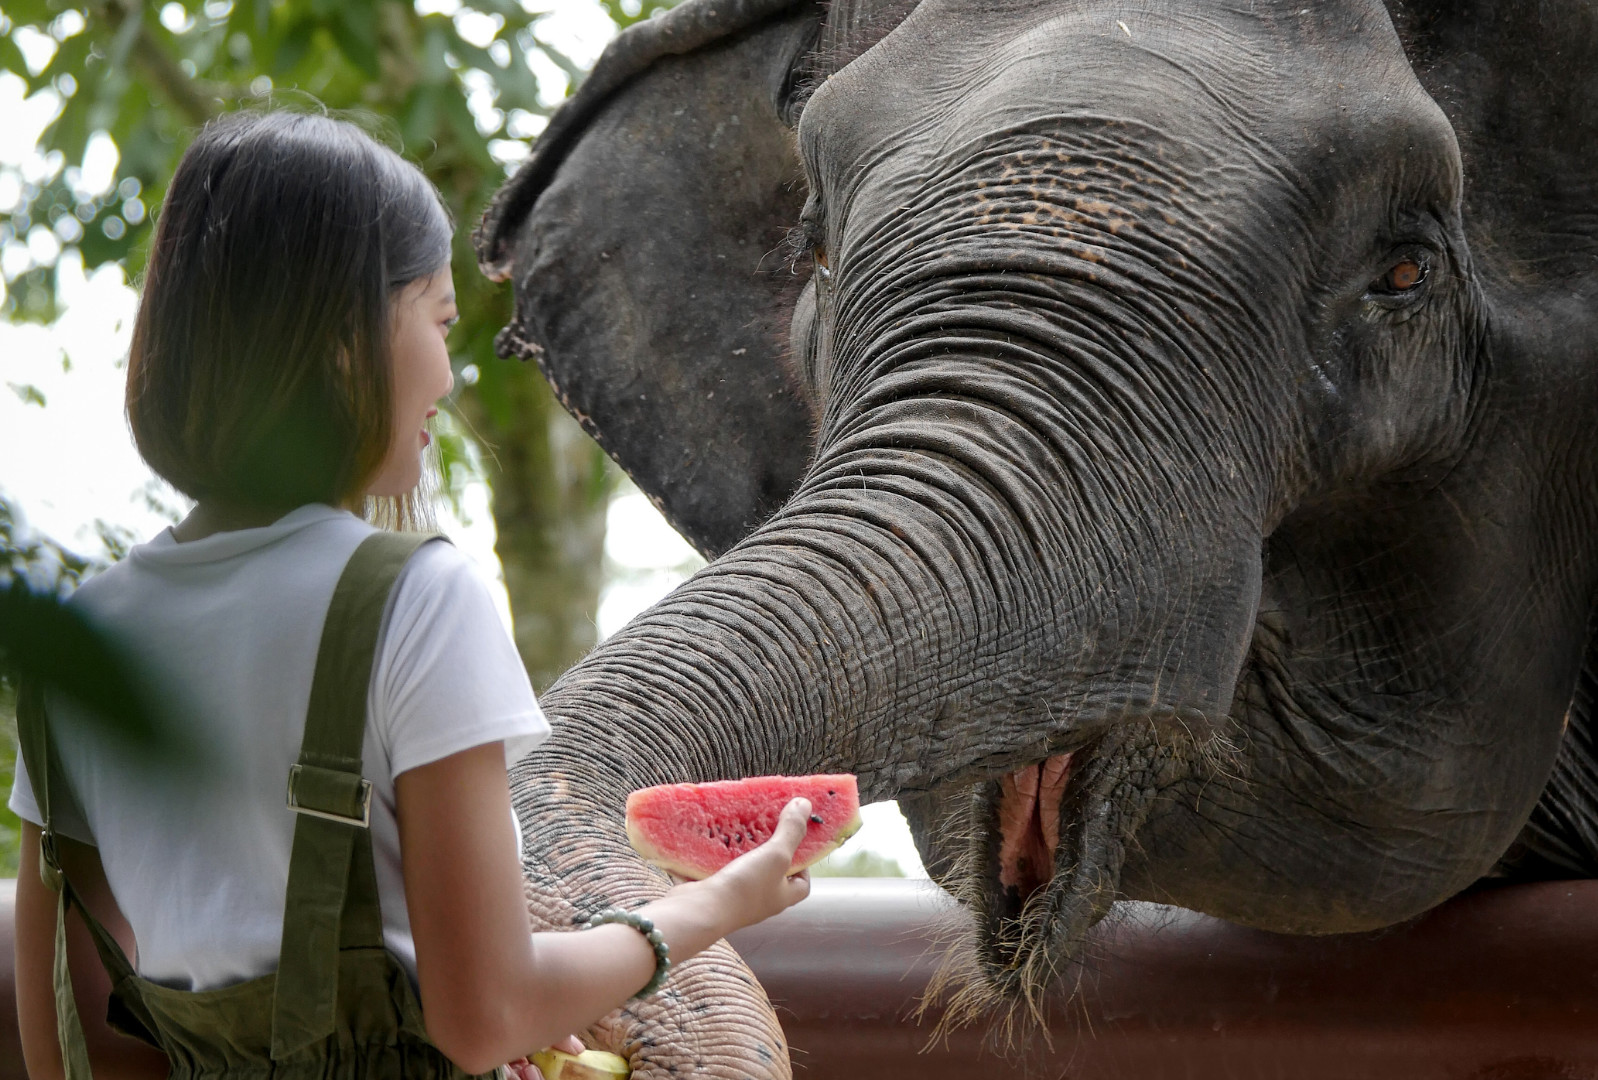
<box><xmin>8</xmin><ymin>504</ymin><xmax>549</xmax><ymax>991</ymax></box>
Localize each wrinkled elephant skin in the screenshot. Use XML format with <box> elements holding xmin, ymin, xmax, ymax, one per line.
<box><xmin>478</xmin><ymin>0</ymin><xmax>1598</xmax><ymax>1073</ymax></box>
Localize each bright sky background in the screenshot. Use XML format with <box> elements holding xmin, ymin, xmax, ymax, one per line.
<box><xmin>0</xmin><ymin>0</ymin><xmax>927</xmax><ymax>877</ymax></box>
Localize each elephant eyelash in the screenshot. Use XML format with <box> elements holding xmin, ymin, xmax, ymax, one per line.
<box><xmin>783</xmin><ymin>212</ymin><xmax>828</xmax><ymax>275</ymax></box>
<box><xmin>780</xmin><ymin>225</ymin><xmax>811</xmax><ymax>274</ymax></box>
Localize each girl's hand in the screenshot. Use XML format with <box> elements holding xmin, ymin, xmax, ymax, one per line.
<box><xmin>680</xmin><ymin>797</ymin><xmax>814</xmax><ymax>929</ymax></box>
<box><xmin>505</xmin><ymin>1035</ymin><xmax>585</xmax><ymax>1080</ymax></box>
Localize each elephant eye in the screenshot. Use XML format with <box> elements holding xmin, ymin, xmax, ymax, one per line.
<box><xmin>814</xmin><ymin>246</ymin><xmax>831</xmax><ymax>280</ymax></box>
<box><xmin>1370</xmin><ymin>254</ymin><xmax>1429</xmax><ymax>297</ymax></box>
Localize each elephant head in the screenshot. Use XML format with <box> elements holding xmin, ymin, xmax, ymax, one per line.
<box><xmin>477</xmin><ymin>0</ymin><xmax>1598</xmax><ymax>1073</ymax></box>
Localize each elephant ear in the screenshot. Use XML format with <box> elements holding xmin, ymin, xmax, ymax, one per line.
<box><xmin>474</xmin><ymin>0</ymin><xmax>824</xmax><ymax>559</ymax></box>
<box><xmin>1389</xmin><ymin>0</ymin><xmax>1598</xmax><ymax>283</ymax></box>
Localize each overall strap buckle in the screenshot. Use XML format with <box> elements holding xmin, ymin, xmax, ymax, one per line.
<box><xmin>286</xmin><ymin>763</ymin><xmax>372</xmax><ymax>829</ymax></box>
<box><xmin>38</xmin><ymin>830</ymin><xmax>64</xmax><ymax>892</ymax></box>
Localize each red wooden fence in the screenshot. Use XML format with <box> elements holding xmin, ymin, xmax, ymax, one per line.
<box><xmin>3</xmin><ymin>877</ymin><xmax>1596</xmax><ymax>1078</ymax></box>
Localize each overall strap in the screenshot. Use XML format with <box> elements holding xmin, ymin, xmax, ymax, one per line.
<box><xmin>270</xmin><ymin>530</ymin><xmax>439</xmax><ymax>1060</ymax></box>
<box><xmin>16</xmin><ymin>677</ymin><xmax>151</xmax><ymax>1077</ymax></box>
<box><xmin>16</xmin><ymin>677</ymin><xmax>98</xmax><ymax>1080</ymax></box>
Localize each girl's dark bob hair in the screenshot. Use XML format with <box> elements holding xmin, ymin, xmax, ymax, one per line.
<box><xmin>127</xmin><ymin>110</ymin><xmax>452</xmax><ymax>510</ymax></box>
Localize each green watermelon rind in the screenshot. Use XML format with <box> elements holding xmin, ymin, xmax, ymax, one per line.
<box><xmin>625</xmin><ymin>775</ymin><xmax>863</xmax><ymax>880</ymax></box>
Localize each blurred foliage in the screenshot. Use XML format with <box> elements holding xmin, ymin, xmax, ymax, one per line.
<box><xmin>1</xmin><ymin>494</ymin><xmax>178</xmax><ymax>872</ymax></box>
<box><xmin>593</xmin><ymin>0</ymin><xmax>676</xmax><ymax>31</ymax></box>
<box><xmin>0</xmin><ymin>494</ymin><xmax>91</xmax><ymax>875</ymax></box>
<box><xmin>0</xmin><ymin>681</ymin><xmax>17</xmax><ymax>875</ymax></box>
<box><xmin>0</xmin><ymin>0</ymin><xmax>674</xmax><ymax>425</ymax></box>
<box><xmin>0</xmin><ymin>0</ymin><xmax>687</xmax><ymax>690</ymax></box>
<box><xmin>1</xmin><ymin>0</ymin><xmax>580</xmax><ymax>406</ymax></box>
<box><xmin>811</xmin><ymin>847</ymin><xmax>906</xmax><ymax>878</ymax></box>
<box><xmin>0</xmin><ymin>492</ymin><xmax>91</xmax><ymax>590</ymax></box>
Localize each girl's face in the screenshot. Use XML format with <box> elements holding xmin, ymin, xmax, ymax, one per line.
<box><xmin>367</xmin><ymin>265</ymin><xmax>457</xmax><ymax>498</ymax></box>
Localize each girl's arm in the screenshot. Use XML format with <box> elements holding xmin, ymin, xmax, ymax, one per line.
<box><xmin>396</xmin><ymin>743</ymin><xmax>812</xmax><ymax>1074</ymax></box>
<box><xmin>14</xmin><ymin>822</ymin><xmax>170</xmax><ymax>1080</ymax></box>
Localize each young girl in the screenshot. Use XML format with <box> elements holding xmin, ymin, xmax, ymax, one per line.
<box><xmin>10</xmin><ymin>110</ymin><xmax>813</xmax><ymax>1079</ymax></box>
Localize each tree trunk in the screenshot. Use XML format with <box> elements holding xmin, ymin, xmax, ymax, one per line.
<box><xmin>458</xmin><ymin>367</ymin><xmax>614</xmax><ymax>693</ymax></box>
<box><xmin>370</xmin><ymin>3</ymin><xmax>617</xmax><ymax>693</ymax></box>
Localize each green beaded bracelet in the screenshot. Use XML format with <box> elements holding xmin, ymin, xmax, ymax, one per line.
<box><xmin>584</xmin><ymin>908</ymin><xmax>672</xmax><ymax>999</ymax></box>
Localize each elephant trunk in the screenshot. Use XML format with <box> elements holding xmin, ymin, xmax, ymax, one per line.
<box><xmin>514</xmin><ymin>421</ymin><xmax>1065</xmax><ymax>1075</ymax></box>
<box><xmin>515</xmin><ymin>488</ymin><xmax>971</xmax><ymax>1078</ymax></box>
<box><xmin>513</xmin><ymin>475</ymin><xmax>1030</xmax><ymax>1077</ymax></box>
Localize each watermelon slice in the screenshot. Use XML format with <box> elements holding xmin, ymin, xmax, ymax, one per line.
<box><xmin>625</xmin><ymin>774</ymin><xmax>862</xmax><ymax>880</ymax></box>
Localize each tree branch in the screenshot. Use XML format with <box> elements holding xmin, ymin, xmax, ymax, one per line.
<box><xmin>96</xmin><ymin>0</ymin><xmax>220</xmax><ymax>125</ymax></box>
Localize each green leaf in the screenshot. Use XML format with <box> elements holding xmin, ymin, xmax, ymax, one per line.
<box><xmin>495</xmin><ymin>35</ymin><xmax>549</xmax><ymax>115</ymax></box>
<box><xmin>593</xmin><ymin>0</ymin><xmax>682</xmax><ymax>31</ymax></box>
<box><xmin>0</xmin><ymin>34</ymin><xmax>32</xmax><ymax>80</ymax></box>
<box><xmin>103</xmin><ymin>3</ymin><xmax>145</xmax><ymax>77</ymax></box>
<box><xmin>270</xmin><ymin>17</ymin><xmax>316</xmax><ymax>78</ymax></box>
<box><xmin>399</xmin><ymin>82</ymin><xmax>442</xmax><ymax>151</ymax></box>
<box><xmin>29</xmin><ymin>29</ymin><xmax>90</xmax><ymax>94</ymax></box>
<box><xmin>6</xmin><ymin>383</ymin><xmax>46</xmax><ymax>407</ymax></box>
<box><xmin>328</xmin><ymin>4</ymin><xmax>379</xmax><ymax>79</ymax></box>
<box><xmin>439</xmin><ymin>90</ymin><xmax>496</xmax><ymax>169</ymax></box>
<box><xmin>0</xmin><ymin>582</ymin><xmax>177</xmax><ymax>759</ymax></box>
<box><xmin>469</xmin><ymin>354</ymin><xmax>516</xmax><ymax>431</ymax></box>
<box><xmin>2</xmin><ymin>265</ymin><xmax>60</xmax><ymax>322</ymax></box>
<box><xmin>432</xmin><ymin>404</ymin><xmax>485</xmax><ymax>521</ymax></box>
<box><xmin>39</xmin><ymin>92</ymin><xmax>93</xmax><ymax>167</ymax></box>
<box><xmin>448</xmin><ymin>36</ymin><xmax>502</xmax><ymax>75</ymax></box>
<box><xmin>0</xmin><ymin>0</ymin><xmax>61</xmax><ymax>27</ymax></box>
<box><xmin>249</xmin><ymin>0</ymin><xmax>274</xmax><ymax>40</ymax></box>
<box><xmin>418</xmin><ymin>20</ymin><xmax>450</xmax><ymax>86</ymax></box>
<box><xmin>465</xmin><ymin>0</ymin><xmax>531</xmax><ymax>25</ymax></box>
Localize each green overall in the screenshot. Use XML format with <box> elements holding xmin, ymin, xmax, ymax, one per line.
<box><xmin>17</xmin><ymin>531</ymin><xmax>495</xmax><ymax>1079</ymax></box>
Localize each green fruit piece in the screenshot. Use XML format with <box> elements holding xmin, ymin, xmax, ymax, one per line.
<box><xmin>528</xmin><ymin>1048</ymin><xmax>630</xmax><ymax>1080</ymax></box>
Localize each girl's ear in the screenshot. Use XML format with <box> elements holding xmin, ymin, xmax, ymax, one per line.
<box><xmin>475</xmin><ymin>0</ymin><xmax>824</xmax><ymax>559</ymax></box>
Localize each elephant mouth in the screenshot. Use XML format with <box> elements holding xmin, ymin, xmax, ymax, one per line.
<box><xmin>965</xmin><ymin>726</ymin><xmax>1178</xmax><ymax>1006</ymax></box>
<box><xmin>994</xmin><ymin>753</ymin><xmax>1075</xmax><ymax>906</ymax></box>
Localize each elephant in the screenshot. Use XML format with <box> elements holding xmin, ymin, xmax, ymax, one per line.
<box><xmin>474</xmin><ymin>0</ymin><xmax>1598</xmax><ymax>1075</ymax></box>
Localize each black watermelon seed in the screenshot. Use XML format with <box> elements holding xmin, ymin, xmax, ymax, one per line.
<box><xmin>809</xmin><ymin>814</ymin><xmax>824</xmax><ymax>824</ymax></box>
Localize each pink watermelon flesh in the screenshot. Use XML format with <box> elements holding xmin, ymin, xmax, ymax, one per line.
<box><xmin>625</xmin><ymin>774</ymin><xmax>862</xmax><ymax>880</ymax></box>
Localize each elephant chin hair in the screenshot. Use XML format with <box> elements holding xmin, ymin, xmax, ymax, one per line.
<box><xmin>912</xmin><ymin>791</ymin><xmax>1042</xmax><ymax>1054</ymax></box>
<box><xmin>914</xmin><ymin>791</ymin><xmax>1099</xmax><ymax>1054</ymax></box>
<box><xmin>912</xmin><ymin>716</ymin><xmax>1240</xmax><ymax>1047</ymax></box>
